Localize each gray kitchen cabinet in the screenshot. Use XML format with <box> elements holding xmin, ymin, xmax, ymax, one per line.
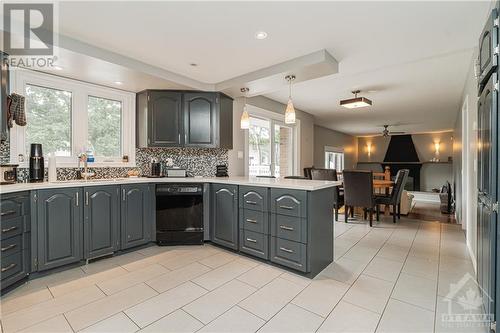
<box><xmin>137</xmin><ymin>90</ymin><xmax>182</xmax><ymax>147</ymax></box>
<box><xmin>120</xmin><ymin>184</ymin><xmax>153</xmax><ymax>249</ymax></box>
<box><xmin>83</xmin><ymin>185</ymin><xmax>120</xmax><ymax>259</ymax></box>
<box><xmin>211</xmin><ymin>184</ymin><xmax>238</xmax><ymax>250</ymax></box>
<box><xmin>35</xmin><ymin>188</ymin><xmax>83</xmax><ymax>272</ymax></box>
<box><xmin>136</xmin><ymin>90</ymin><xmax>233</xmax><ymax>149</ymax></box>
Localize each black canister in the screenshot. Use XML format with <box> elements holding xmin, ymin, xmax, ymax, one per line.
<box><xmin>29</xmin><ymin>143</ymin><xmax>44</xmax><ymax>182</ymax></box>
<box><xmin>151</xmin><ymin>159</ymin><xmax>162</xmax><ymax>177</ymax></box>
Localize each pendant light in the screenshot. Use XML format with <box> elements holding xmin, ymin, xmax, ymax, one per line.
<box><xmin>240</xmin><ymin>87</ymin><xmax>250</xmax><ymax>129</ymax></box>
<box><xmin>285</xmin><ymin>75</ymin><xmax>296</xmax><ymax>124</ymax></box>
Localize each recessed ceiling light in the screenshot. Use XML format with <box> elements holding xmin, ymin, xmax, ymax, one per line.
<box><xmin>189</xmin><ymin>63</ymin><xmax>198</xmax><ymax>67</ymax></box>
<box><xmin>53</xmin><ymin>66</ymin><xmax>63</xmax><ymax>71</ymax></box>
<box><xmin>255</xmin><ymin>31</ymin><xmax>268</xmax><ymax>40</ymax></box>
<box><xmin>114</xmin><ymin>81</ymin><xmax>123</xmax><ymax>85</ymax></box>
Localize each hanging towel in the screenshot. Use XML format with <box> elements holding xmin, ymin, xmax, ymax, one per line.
<box><xmin>6</xmin><ymin>95</ymin><xmax>14</xmax><ymax>128</ymax></box>
<box><xmin>9</xmin><ymin>93</ymin><xmax>26</xmax><ymax>127</ymax></box>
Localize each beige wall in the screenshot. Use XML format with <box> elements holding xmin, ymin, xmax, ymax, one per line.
<box><xmin>357</xmin><ymin>132</ymin><xmax>454</xmax><ymax>191</ymax></box>
<box><xmin>313</xmin><ymin>125</ymin><xmax>358</xmax><ymax>169</ymax></box>
<box><xmin>228</xmin><ymin>96</ymin><xmax>314</xmax><ymax>176</ymax></box>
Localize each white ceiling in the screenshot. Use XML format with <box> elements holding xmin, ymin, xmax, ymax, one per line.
<box><xmin>50</xmin><ymin>1</ymin><xmax>492</xmax><ymax>135</ymax></box>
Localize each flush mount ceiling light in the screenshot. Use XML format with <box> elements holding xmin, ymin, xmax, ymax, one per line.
<box><xmin>340</xmin><ymin>90</ymin><xmax>372</xmax><ymax>109</ymax></box>
<box><xmin>284</xmin><ymin>75</ymin><xmax>296</xmax><ymax>124</ymax></box>
<box><xmin>114</xmin><ymin>81</ymin><xmax>123</xmax><ymax>85</ymax></box>
<box><xmin>53</xmin><ymin>66</ymin><xmax>63</xmax><ymax>71</ymax></box>
<box><xmin>254</xmin><ymin>31</ymin><xmax>268</xmax><ymax>40</ymax></box>
<box><xmin>240</xmin><ymin>87</ymin><xmax>250</xmax><ymax>129</ymax></box>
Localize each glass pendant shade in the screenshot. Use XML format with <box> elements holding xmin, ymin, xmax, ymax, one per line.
<box><xmin>240</xmin><ymin>107</ymin><xmax>250</xmax><ymax>129</ymax></box>
<box><xmin>285</xmin><ymin>98</ymin><xmax>296</xmax><ymax>124</ymax></box>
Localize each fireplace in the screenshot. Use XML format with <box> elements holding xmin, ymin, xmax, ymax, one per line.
<box><xmin>383</xmin><ymin>135</ymin><xmax>422</xmax><ymax>191</ymax></box>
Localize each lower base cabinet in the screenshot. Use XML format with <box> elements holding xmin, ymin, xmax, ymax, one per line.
<box><xmin>270</xmin><ymin>236</ymin><xmax>307</xmax><ymax>272</ymax></box>
<box><xmin>120</xmin><ymin>184</ymin><xmax>153</xmax><ymax>250</ymax></box>
<box><xmin>211</xmin><ymin>184</ymin><xmax>238</xmax><ymax>250</ymax></box>
<box><xmin>239</xmin><ymin>229</ymin><xmax>269</xmax><ymax>260</ymax></box>
<box><xmin>36</xmin><ymin>188</ymin><xmax>83</xmax><ymax>272</ymax></box>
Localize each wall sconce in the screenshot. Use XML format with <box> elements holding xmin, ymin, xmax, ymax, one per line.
<box><xmin>367</xmin><ymin>143</ymin><xmax>372</xmax><ymax>157</ymax></box>
<box><xmin>434</xmin><ymin>141</ymin><xmax>440</xmax><ymax>155</ymax></box>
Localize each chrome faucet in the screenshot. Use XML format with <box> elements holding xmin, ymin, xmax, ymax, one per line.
<box><xmin>78</xmin><ymin>153</ymin><xmax>95</xmax><ymax>180</ymax></box>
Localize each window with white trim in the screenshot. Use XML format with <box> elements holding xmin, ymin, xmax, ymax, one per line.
<box><xmin>325</xmin><ymin>147</ymin><xmax>344</xmax><ymax>171</ymax></box>
<box><xmin>10</xmin><ymin>69</ymin><xmax>135</xmax><ymax>167</ymax></box>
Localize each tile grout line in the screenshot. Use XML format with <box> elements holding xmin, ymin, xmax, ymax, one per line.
<box><xmin>121</xmin><ymin>310</ymin><xmax>141</xmax><ymax>331</ymax></box>
<box><xmin>62</xmin><ymin>312</ymin><xmax>76</xmax><ymax>333</ymax></box>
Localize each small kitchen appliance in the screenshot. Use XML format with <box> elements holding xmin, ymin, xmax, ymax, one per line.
<box><xmin>165</xmin><ymin>168</ymin><xmax>187</xmax><ymax>178</ymax></box>
<box><xmin>216</xmin><ymin>165</ymin><xmax>228</xmax><ymax>177</ymax></box>
<box><xmin>150</xmin><ymin>159</ymin><xmax>162</xmax><ymax>177</ymax></box>
<box><xmin>29</xmin><ymin>143</ymin><xmax>44</xmax><ymax>182</ymax></box>
<box><xmin>0</xmin><ymin>164</ymin><xmax>17</xmax><ymax>184</ymax></box>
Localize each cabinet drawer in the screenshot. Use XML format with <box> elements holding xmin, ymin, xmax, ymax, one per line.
<box><xmin>1</xmin><ymin>216</ymin><xmax>23</xmax><ymax>240</ymax></box>
<box><xmin>241</xmin><ymin>209</ymin><xmax>268</xmax><ymax>234</ymax></box>
<box><xmin>0</xmin><ymin>199</ymin><xmax>22</xmax><ymax>220</ymax></box>
<box><xmin>240</xmin><ymin>186</ymin><xmax>268</xmax><ymax>212</ymax></box>
<box><xmin>271</xmin><ymin>189</ymin><xmax>307</xmax><ymax>218</ymax></box>
<box><xmin>1</xmin><ymin>251</ymin><xmax>23</xmax><ymax>280</ymax></box>
<box><xmin>1</xmin><ymin>234</ymin><xmax>22</xmax><ymax>257</ymax></box>
<box><xmin>240</xmin><ymin>230</ymin><xmax>268</xmax><ymax>260</ymax></box>
<box><xmin>271</xmin><ymin>214</ymin><xmax>306</xmax><ymax>243</ymax></box>
<box><xmin>270</xmin><ymin>237</ymin><xmax>307</xmax><ymax>272</ymax></box>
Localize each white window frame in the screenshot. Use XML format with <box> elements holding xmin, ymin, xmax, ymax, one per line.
<box><xmin>244</xmin><ymin>104</ymin><xmax>300</xmax><ymax>177</ymax></box>
<box><xmin>9</xmin><ymin>69</ymin><xmax>136</xmax><ymax>167</ymax></box>
<box><xmin>324</xmin><ymin>146</ymin><xmax>344</xmax><ymax>171</ymax></box>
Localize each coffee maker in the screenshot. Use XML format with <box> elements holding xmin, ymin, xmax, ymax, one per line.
<box><xmin>29</xmin><ymin>143</ymin><xmax>44</xmax><ymax>182</ymax></box>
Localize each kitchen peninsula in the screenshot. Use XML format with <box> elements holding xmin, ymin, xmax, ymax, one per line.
<box><xmin>0</xmin><ymin>177</ymin><xmax>340</xmax><ymax>293</ymax></box>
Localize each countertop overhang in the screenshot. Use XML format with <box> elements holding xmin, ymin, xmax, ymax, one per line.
<box><xmin>0</xmin><ymin>176</ymin><xmax>342</xmax><ymax>194</ymax></box>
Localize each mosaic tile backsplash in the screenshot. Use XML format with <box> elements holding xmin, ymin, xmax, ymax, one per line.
<box><xmin>0</xmin><ymin>142</ymin><xmax>228</xmax><ymax>182</ymax></box>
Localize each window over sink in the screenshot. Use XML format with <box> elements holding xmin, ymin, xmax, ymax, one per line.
<box><xmin>10</xmin><ymin>69</ymin><xmax>135</xmax><ymax>167</ymax></box>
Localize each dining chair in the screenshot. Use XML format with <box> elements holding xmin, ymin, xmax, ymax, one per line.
<box><xmin>375</xmin><ymin>169</ymin><xmax>409</xmax><ymax>223</ymax></box>
<box><xmin>310</xmin><ymin>168</ymin><xmax>344</xmax><ymax>221</ymax></box>
<box><xmin>342</xmin><ymin>170</ymin><xmax>376</xmax><ymax>227</ymax></box>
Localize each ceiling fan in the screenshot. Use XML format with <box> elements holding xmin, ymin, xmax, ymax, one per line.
<box><xmin>381</xmin><ymin>125</ymin><xmax>405</xmax><ymax>137</ymax></box>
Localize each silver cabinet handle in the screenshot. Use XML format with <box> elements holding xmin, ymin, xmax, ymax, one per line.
<box><xmin>85</xmin><ymin>192</ymin><xmax>89</xmax><ymax>206</ymax></box>
<box><xmin>1</xmin><ymin>244</ymin><xmax>17</xmax><ymax>252</ymax></box>
<box><xmin>1</xmin><ymin>210</ymin><xmax>16</xmax><ymax>217</ymax></box>
<box><xmin>122</xmin><ymin>189</ymin><xmax>126</xmax><ymax>201</ymax></box>
<box><xmin>2</xmin><ymin>226</ymin><xmax>18</xmax><ymax>233</ymax></box>
<box><xmin>279</xmin><ymin>225</ymin><xmax>294</xmax><ymax>231</ymax></box>
<box><xmin>246</xmin><ymin>238</ymin><xmax>257</xmax><ymax>243</ymax></box>
<box><xmin>279</xmin><ymin>247</ymin><xmax>294</xmax><ymax>253</ymax></box>
<box><xmin>75</xmin><ymin>192</ymin><xmax>79</xmax><ymax>206</ymax></box>
<box><xmin>2</xmin><ymin>263</ymin><xmax>16</xmax><ymax>272</ymax></box>
<box><xmin>279</xmin><ymin>205</ymin><xmax>294</xmax><ymax>210</ymax></box>
<box><xmin>246</xmin><ymin>219</ymin><xmax>258</xmax><ymax>224</ymax></box>
<box><xmin>245</xmin><ymin>200</ymin><xmax>257</xmax><ymax>205</ymax></box>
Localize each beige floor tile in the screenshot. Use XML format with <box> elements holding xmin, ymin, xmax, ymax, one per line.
<box><xmin>1</xmin><ymin>287</ymin><xmax>53</xmax><ymax>315</ymax></box>
<box><xmin>291</xmin><ymin>278</ymin><xmax>349</xmax><ymax>317</ymax></box>
<box><xmin>238</xmin><ymin>277</ymin><xmax>304</xmax><ymax>320</ymax></box>
<box><xmin>159</xmin><ymin>248</ymin><xmax>219</xmax><ymax>271</ymax></box>
<box><xmin>435</xmin><ymin>296</ymin><xmax>488</xmax><ymax>333</ymax></box>
<box><xmin>191</xmin><ymin>261</ymin><xmax>252</xmax><ymax>291</ymax></box>
<box><xmin>392</xmin><ymin>273</ymin><xmax>437</xmax><ymax>311</ymax></box>
<box><xmin>138</xmin><ymin>309</ymin><xmax>203</xmax><ymax>333</ymax></box>
<box><xmin>183</xmin><ymin>279</ymin><xmax>256</xmax><ymax>324</ymax></box>
<box><xmin>437</xmin><ymin>270</ymin><xmax>480</xmax><ymax>304</ymax></box>
<box><xmin>65</xmin><ymin>283</ymin><xmax>157</xmax><ymax>331</ymax></box>
<box><xmin>198</xmin><ymin>306</ymin><xmax>265</xmax><ymax>333</ymax></box>
<box><xmin>17</xmin><ymin>315</ymin><xmax>72</xmax><ymax>333</ymax></box>
<box><xmin>2</xmin><ymin>285</ymin><xmax>105</xmax><ymax>333</ymax></box>
<box><xmin>364</xmin><ymin>257</ymin><xmax>404</xmax><ymax>283</ymax></box>
<box><xmin>318</xmin><ymin>257</ymin><xmax>367</xmax><ymax>285</ymax></box>
<box><xmin>80</xmin><ymin>259</ymin><xmax>122</xmax><ymax>275</ymax></box>
<box><xmin>279</xmin><ymin>271</ymin><xmax>311</xmax><ymax>289</ymax></box>
<box><xmin>145</xmin><ymin>262</ymin><xmax>211</xmax><ymax>293</ymax></box>
<box><xmin>237</xmin><ymin>264</ymin><xmax>283</xmax><ymax>288</ymax></box>
<box><xmin>377</xmin><ymin>299</ymin><xmax>434</xmax><ymax>333</ymax></box>
<box><xmin>402</xmin><ymin>256</ymin><xmax>439</xmax><ymax>281</ymax></box>
<box><xmin>343</xmin><ymin>245</ymin><xmax>379</xmax><ymax>264</ymax></box>
<box><xmin>258</xmin><ymin>303</ymin><xmax>323</xmax><ymax>333</ymax></box>
<box><xmin>79</xmin><ymin>312</ymin><xmax>139</xmax><ymax>333</ymax></box>
<box><xmin>343</xmin><ymin>274</ymin><xmax>394</xmax><ymax>314</ymax></box>
<box><xmin>125</xmin><ymin>281</ymin><xmax>207</xmax><ymax>328</ymax></box>
<box><xmin>97</xmin><ymin>264</ymin><xmax>169</xmax><ymax>295</ymax></box>
<box><xmin>376</xmin><ymin>244</ymin><xmax>410</xmax><ymax>263</ymax></box>
<box><xmin>439</xmin><ymin>256</ymin><xmax>474</xmax><ymax>275</ymax></box>
<box><xmin>198</xmin><ymin>252</ymin><xmax>238</xmax><ymax>268</ymax></box>
<box><xmin>317</xmin><ymin>301</ymin><xmax>380</xmax><ymax>333</ymax></box>
<box><xmin>50</xmin><ymin>266</ymin><xmax>128</xmax><ymax>298</ymax></box>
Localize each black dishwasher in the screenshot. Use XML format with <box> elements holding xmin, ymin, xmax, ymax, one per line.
<box><xmin>156</xmin><ymin>184</ymin><xmax>204</xmax><ymax>245</ymax></box>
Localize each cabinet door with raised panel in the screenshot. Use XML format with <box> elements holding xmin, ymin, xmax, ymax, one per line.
<box><xmin>36</xmin><ymin>188</ymin><xmax>83</xmax><ymax>271</ymax></box>
<box><xmin>84</xmin><ymin>186</ymin><xmax>120</xmax><ymax>259</ymax></box>
<box><xmin>211</xmin><ymin>184</ymin><xmax>238</xmax><ymax>249</ymax></box>
<box><xmin>120</xmin><ymin>184</ymin><xmax>152</xmax><ymax>249</ymax></box>
<box><xmin>183</xmin><ymin>92</ymin><xmax>217</xmax><ymax>147</ymax></box>
<box><xmin>149</xmin><ymin>91</ymin><xmax>182</xmax><ymax>146</ymax></box>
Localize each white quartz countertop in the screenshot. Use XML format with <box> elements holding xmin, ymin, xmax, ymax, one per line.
<box><xmin>0</xmin><ymin>176</ymin><xmax>341</xmax><ymax>194</ymax></box>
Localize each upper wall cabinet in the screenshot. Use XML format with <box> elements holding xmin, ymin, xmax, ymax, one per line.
<box><xmin>1</xmin><ymin>52</ymin><xmax>10</xmax><ymax>142</ymax></box>
<box><xmin>136</xmin><ymin>90</ymin><xmax>233</xmax><ymax>149</ymax></box>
